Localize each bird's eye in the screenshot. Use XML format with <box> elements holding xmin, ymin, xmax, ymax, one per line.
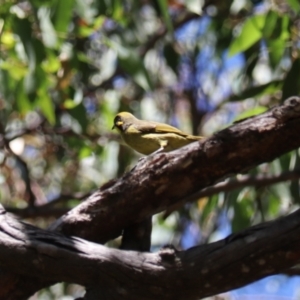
<box><xmin>114</xmin><ymin>116</ymin><xmax>123</xmax><ymax>127</ymax></box>
<box><xmin>114</xmin><ymin>116</ymin><xmax>120</xmax><ymax>124</ymax></box>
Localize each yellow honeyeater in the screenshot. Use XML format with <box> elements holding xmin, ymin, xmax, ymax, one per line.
<box><xmin>112</xmin><ymin>112</ymin><xmax>203</xmax><ymax>155</ymax></box>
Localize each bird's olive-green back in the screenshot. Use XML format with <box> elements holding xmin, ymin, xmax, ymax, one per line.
<box><xmin>113</xmin><ymin>112</ymin><xmax>185</xmax><ymax>134</ymax></box>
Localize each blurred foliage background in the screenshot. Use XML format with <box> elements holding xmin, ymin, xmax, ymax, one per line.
<box><xmin>1</xmin><ymin>0</ymin><xmax>300</xmax><ymax>298</ymax></box>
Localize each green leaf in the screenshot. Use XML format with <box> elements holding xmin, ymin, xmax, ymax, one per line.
<box><xmin>244</xmin><ymin>51</ymin><xmax>259</xmax><ymax>78</ymax></box>
<box><xmin>31</xmin><ymin>39</ymin><xmax>47</xmax><ymax>64</ymax></box>
<box><xmin>12</xmin><ymin>17</ymin><xmax>35</xmax><ymax>66</ymax></box>
<box><xmin>41</xmin><ymin>52</ymin><xmax>60</xmax><ymax>73</ymax></box>
<box><xmin>231</xmin><ymin>189</ymin><xmax>254</xmax><ymax>232</ymax></box>
<box><xmin>278</xmin><ymin>152</ymin><xmax>292</xmax><ymax>172</ymax></box>
<box><xmin>111</xmin><ymin>0</ymin><xmax>126</xmax><ymax>24</ymax></box>
<box><xmin>286</xmin><ymin>0</ymin><xmax>300</xmax><ymax>13</ymax></box>
<box><xmin>262</xmin><ymin>10</ymin><xmax>279</xmax><ymax>38</ymax></box>
<box><xmin>63</xmin><ymin>99</ymin><xmax>79</xmax><ymax>109</ymax></box>
<box><xmin>267</xmin><ymin>39</ymin><xmax>286</xmax><ymax>69</ymax></box>
<box><xmin>264</xmin><ymin>12</ymin><xmax>289</xmax><ymax>40</ymax></box>
<box><xmin>269</xmin><ymin>182</ymin><xmax>291</xmax><ymax>208</ymax></box>
<box><xmin>15</xmin><ymin>80</ymin><xmax>32</xmax><ymax>113</ymax></box>
<box><xmin>24</xmin><ymin>69</ymin><xmax>38</xmax><ymax>96</ymax></box>
<box><xmin>23</xmin><ymin>64</ymin><xmax>46</xmax><ymax>98</ymax></box>
<box><xmin>266</xmin><ymin>192</ymin><xmax>281</xmax><ymax>217</ymax></box>
<box><xmin>0</xmin><ymin>60</ymin><xmax>27</xmax><ymax>80</ymax></box>
<box><xmin>265</xmin><ymin>13</ymin><xmax>289</xmax><ymax>69</ymax></box>
<box><xmin>282</xmin><ymin>58</ymin><xmax>300</xmax><ymax>101</ymax></box>
<box><xmin>79</xmin><ymin>145</ymin><xmax>92</xmax><ymax>159</ymax></box>
<box><xmin>77</xmin><ymin>16</ymin><xmax>105</xmax><ymax>37</ymax></box>
<box><xmin>52</xmin><ymin>0</ymin><xmax>74</xmax><ymax>33</ymax></box>
<box><xmin>78</xmin><ymin>25</ymin><xmax>95</xmax><ymax>38</ymax></box>
<box><xmin>13</xmin><ymin>17</ymin><xmax>46</xmax><ymax>66</ymax></box>
<box><xmin>68</xmin><ymin>102</ymin><xmax>88</xmax><ymax>132</ymax></box>
<box><xmin>269</xmin><ymin>159</ymin><xmax>292</xmax><ymax>207</ymax></box>
<box><xmin>228</xmin><ymin>80</ymin><xmax>282</xmax><ymax>101</ymax></box>
<box><xmin>94</xmin><ymin>15</ymin><xmax>106</xmax><ymax>29</ymax></box>
<box><xmin>164</xmin><ymin>44</ymin><xmax>179</xmax><ymax>73</ymax></box>
<box><xmin>1</xmin><ymin>31</ymin><xmax>16</xmax><ymax>49</ymax></box>
<box><xmin>37</xmin><ymin>88</ymin><xmax>56</xmax><ymax>125</ymax></box>
<box><xmin>200</xmin><ymin>195</ymin><xmax>218</xmax><ymax>227</ymax></box>
<box><xmin>157</xmin><ymin>0</ymin><xmax>173</xmax><ymax>34</ymax></box>
<box><xmin>0</xmin><ymin>69</ymin><xmax>11</xmax><ymax>102</ymax></box>
<box><xmin>229</xmin><ymin>14</ymin><xmax>266</xmax><ymax>56</ymax></box>
<box><xmin>234</xmin><ymin>106</ymin><xmax>267</xmax><ymax>122</ymax></box>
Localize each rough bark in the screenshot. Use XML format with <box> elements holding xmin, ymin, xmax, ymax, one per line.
<box><xmin>0</xmin><ymin>96</ymin><xmax>300</xmax><ymax>299</ymax></box>
<box><xmin>2</xmin><ymin>202</ymin><xmax>300</xmax><ymax>300</ymax></box>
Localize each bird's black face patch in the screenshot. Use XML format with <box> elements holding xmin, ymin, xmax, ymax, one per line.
<box><xmin>112</xmin><ymin>115</ymin><xmax>123</xmax><ymax>130</ymax></box>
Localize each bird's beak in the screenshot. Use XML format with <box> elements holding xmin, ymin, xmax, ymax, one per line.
<box><xmin>112</xmin><ymin>121</ymin><xmax>123</xmax><ymax>130</ymax></box>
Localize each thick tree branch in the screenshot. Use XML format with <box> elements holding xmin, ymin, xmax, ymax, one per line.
<box><xmin>4</xmin><ymin>192</ymin><xmax>93</xmax><ymax>219</ymax></box>
<box><xmin>49</xmin><ymin>97</ymin><xmax>300</xmax><ymax>244</ymax></box>
<box><xmin>5</xmin><ymin>206</ymin><xmax>69</xmax><ymax>219</ymax></box>
<box><xmin>2</xmin><ymin>201</ymin><xmax>300</xmax><ymax>300</ymax></box>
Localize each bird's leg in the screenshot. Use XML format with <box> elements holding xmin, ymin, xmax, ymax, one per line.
<box><xmin>137</xmin><ymin>149</ymin><xmax>161</xmax><ymax>163</ymax></box>
<box><xmin>150</xmin><ymin>146</ymin><xmax>165</xmax><ymax>155</ymax></box>
<box><xmin>138</xmin><ymin>140</ymin><xmax>167</xmax><ymax>160</ymax></box>
<box><xmin>135</xmin><ymin>141</ymin><xmax>167</xmax><ymax>167</ymax></box>
<box><xmin>137</xmin><ymin>156</ymin><xmax>147</xmax><ymax>163</ymax></box>
<box><xmin>150</xmin><ymin>140</ymin><xmax>167</xmax><ymax>155</ymax></box>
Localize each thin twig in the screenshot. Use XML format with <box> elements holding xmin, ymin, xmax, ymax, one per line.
<box><xmin>5</xmin><ymin>191</ymin><xmax>94</xmax><ymax>218</ymax></box>
<box><xmin>164</xmin><ymin>169</ymin><xmax>300</xmax><ymax>218</ymax></box>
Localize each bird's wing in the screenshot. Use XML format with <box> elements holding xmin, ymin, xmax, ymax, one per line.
<box><xmin>153</xmin><ymin>122</ymin><xmax>190</xmax><ymax>136</ymax></box>
<box><xmin>133</xmin><ymin>120</ymin><xmax>157</xmax><ymax>132</ymax></box>
<box><xmin>135</xmin><ymin>120</ymin><xmax>189</xmax><ymax>137</ymax></box>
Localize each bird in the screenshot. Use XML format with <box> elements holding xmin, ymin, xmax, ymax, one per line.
<box><xmin>112</xmin><ymin>112</ymin><xmax>203</xmax><ymax>155</ymax></box>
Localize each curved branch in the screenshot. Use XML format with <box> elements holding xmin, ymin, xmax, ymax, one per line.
<box><xmin>4</xmin><ymin>192</ymin><xmax>93</xmax><ymax>218</ymax></box>
<box><xmin>49</xmin><ymin>97</ymin><xmax>300</xmax><ymax>244</ymax></box>
<box><xmin>1</xmin><ymin>202</ymin><xmax>300</xmax><ymax>299</ymax></box>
